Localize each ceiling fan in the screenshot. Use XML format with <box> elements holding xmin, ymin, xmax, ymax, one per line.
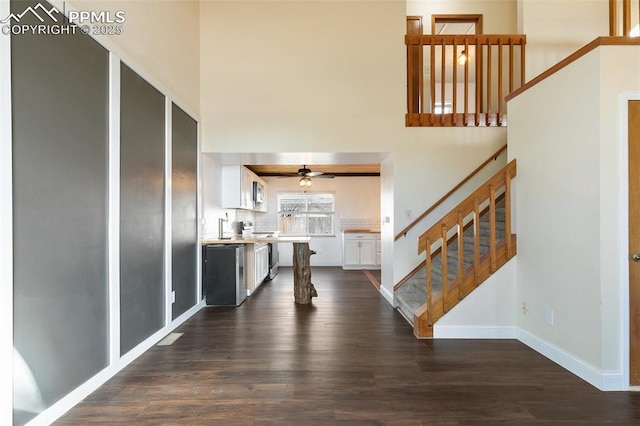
<box><xmin>292</xmin><ymin>165</ymin><xmax>334</xmax><ymax>187</ymax></box>
<box><xmin>296</xmin><ymin>165</ymin><xmax>334</xmax><ymax>179</ymax></box>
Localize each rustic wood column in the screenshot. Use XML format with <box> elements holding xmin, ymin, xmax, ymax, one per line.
<box><xmin>292</xmin><ymin>242</ymin><xmax>317</xmax><ymax>304</ymax></box>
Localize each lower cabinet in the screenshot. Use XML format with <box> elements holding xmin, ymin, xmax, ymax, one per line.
<box><xmin>246</xmin><ymin>243</ymin><xmax>269</xmax><ymax>295</ymax></box>
<box><xmin>342</xmin><ymin>232</ymin><xmax>380</xmax><ymax>270</ymax></box>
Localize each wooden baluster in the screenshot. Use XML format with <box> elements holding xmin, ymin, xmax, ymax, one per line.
<box><xmin>441</xmin><ymin>37</ymin><xmax>446</xmax><ymax>126</ymax></box>
<box><xmin>473</xmin><ymin>199</ymin><xmax>480</xmax><ymax>286</ymax></box>
<box><xmin>487</xmin><ymin>39</ymin><xmax>492</xmax><ymax>126</ymax></box>
<box><xmin>426</xmin><ymin>237</ymin><xmax>433</xmax><ymax>321</ymax></box>
<box><xmin>475</xmin><ymin>39</ymin><xmax>481</xmax><ymax>126</ymax></box>
<box><xmin>407</xmin><ymin>35</ymin><xmax>417</xmax><ymax>123</ymax></box>
<box><xmin>623</xmin><ymin>0</ymin><xmax>631</xmax><ymax>36</ymax></box>
<box><xmin>489</xmin><ymin>185</ymin><xmax>497</xmax><ymax>273</ymax></box>
<box><xmin>520</xmin><ymin>40</ymin><xmax>526</xmax><ymax>88</ymax></box>
<box><xmin>509</xmin><ymin>38</ymin><xmax>514</xmax><ymax>94</ymax></box>
<box><xmin>498</xmin><ymin>39</ymin><xmax>503</xmax><ymax>126</ymax></box>
<box><xmin>419</xmin><ymin>36</ymin><xmax>425</xmax><ymax>125</ymax></box>
<box><xmin>457</xmin><ymin>211</ymin><xmax>464</xmax><ymax>300</ymax></box>
<box><xmin>464</xmin><ymin>38</ymin><xmax>469</xmax><ymax>126</ymax></box>
<box><xmin>430</xmin><ymin>38</ymin><xmax>435</xmax><ymax>126</ymax></box>
<box><xmin>441</xmin><ymin>224</ymin><xmax>448</xmax><ymax>309</ymax></box>
<box><xmin>609</xmin><ymin>0</ymin><xmax>617</xmax><ymax>36</ymax></box>
<box><xmin>453</xmin><ymin>40</ymin><xmax>458</xmax><ymax>126</ymax></box>
<box><xmin>506</xmin><ymin>170</ymin><xmax>513</xmax><ymax>257</ymax></box>
<box><xmin>406</xmin><ymin>36</ymin><xmax>413</xmax><ymax>116</ymax></box>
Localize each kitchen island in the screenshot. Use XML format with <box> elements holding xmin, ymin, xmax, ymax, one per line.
<box><xmin>201</xmin><ymin>235</ymin><xmax>317</xmax><ymax>304</ymax></box>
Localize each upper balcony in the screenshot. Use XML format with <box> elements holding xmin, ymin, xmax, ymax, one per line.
<box><xmin>405</xmin><ymin>32</ymin><xmax>526</xmax><ymax>127</ymax></box>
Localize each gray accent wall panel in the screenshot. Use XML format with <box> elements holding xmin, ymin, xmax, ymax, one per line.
<box><xmin>120</xmin><ymin>64</ymin><xmax>166</xmax><ymax>355</ymax></box>
<box><xmin>171</xmin><ymin>104</ymin><xmax>198</xmax><ymax>319</ymax></box>
<box><xmin>11</xmin><ymin>0</ymin><xmax>109</xmax><ymax>421</ymax></box>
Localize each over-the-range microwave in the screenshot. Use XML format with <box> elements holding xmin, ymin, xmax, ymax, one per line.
<box><xmin>253</xmin><ymin>181</ymin><xmax>265</xmax><ymax>204</ymax></box>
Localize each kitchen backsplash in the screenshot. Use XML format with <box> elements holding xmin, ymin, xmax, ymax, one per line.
<box><xmin>254</xmin><ymin>218</ymin><xmax>278</xmax><ymax>231</ymax></box>
<box><xmin>340</xmin><ymin>218</ymin><xmax>381</xmax><ymax>231</ymax></box>
<box><xmin>254</xmin><ymin>217</ymin><xmax>381</xmax><ymax>233</ymax></box>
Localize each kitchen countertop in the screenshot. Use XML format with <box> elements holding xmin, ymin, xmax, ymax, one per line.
<box><xmin>202</xmin><ymin>236</ymin><xmax>311</xmax><ymax>245</ymax></box>
<box><xmin>341</xmin><ymin>229</ymin><xmax>381</xmax><ymax>234</ymax></box>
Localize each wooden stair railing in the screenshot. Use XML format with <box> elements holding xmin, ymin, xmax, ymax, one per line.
<box><xmin>415</xmin><ymin>159</ymin><xmax>517</xmax><ymax>338</ymax></box>
<box><xmin>406</xmin><ymin>34</ymin><xmax>526</xmax><ymax>127</ymax></box>
<box><xmin>395</xmin><ymin>144</ymin><xmax>507</xmax><ymax>241</ymax></box>
<box><xmin>609</xmin><ymin>0</ymin><xmax>640</xmax><ymax>36</ymax></box>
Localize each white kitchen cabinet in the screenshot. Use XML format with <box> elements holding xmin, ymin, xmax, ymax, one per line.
<box><xmin>342</xmin><ymin>232</ymin><xmax>380</xmax><ymax>270</ymax></box>
<box><xmin>245</xmin><ymin>243</ymin><xmax>269</xmax><ymax>295</ymax></box>
<box><xmin>221</xmin><ymin>165</ymin><xmax>253</xmax><ymax>210</ymax></box>
<box><xmin>221</xmin><ymin>165</ymin><xmax>268</xmax><ymax>212</ymax></box>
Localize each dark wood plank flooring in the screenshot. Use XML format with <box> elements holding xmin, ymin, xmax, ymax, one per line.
<box><xmin>58</xmin><ymin>267</ymin><xmax>640</xmax><ymax>425</ymax></box>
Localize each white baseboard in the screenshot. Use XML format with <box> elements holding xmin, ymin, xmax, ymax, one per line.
<box><xmin>516</xmin><ymin>328</ymin><xmax>626</xmax><ymax>391</ymax></box>
<box><xmin>434</xmin><ymin>325</ymin><xmax>517</xmax><ymax>339</ymax></box>
<box><xmin>26</xmin><ymin>301</ymin><xmax>205</xmax><ymax>426</ymax></box>
<box><xmin>379</xmin><ymin>285</ymin><xmax>394</xmax><ymax>306</ymax></box>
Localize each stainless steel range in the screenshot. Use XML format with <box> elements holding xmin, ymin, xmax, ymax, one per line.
<box><xmin>267</xmin><ymin>242</ymin><xmax>279</xmax><ymax>280</ymax></box>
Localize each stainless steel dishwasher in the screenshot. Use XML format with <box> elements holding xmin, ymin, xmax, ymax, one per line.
<box><xmin>202</xmin><ymin>244</ymin><xmax>247</xmax><ymax>306</ymax></box>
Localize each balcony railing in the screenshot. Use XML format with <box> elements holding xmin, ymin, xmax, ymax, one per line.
<box><xmin>406</xmin><ymin>34</ymin><xmax>526</xmax><ymax>127</ymax></box>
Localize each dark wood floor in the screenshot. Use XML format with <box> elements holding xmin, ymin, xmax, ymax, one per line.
<box><xmin>58</xmin><ymin>267</ymin><xmax>640</xmax><ymax>425</ymax></box>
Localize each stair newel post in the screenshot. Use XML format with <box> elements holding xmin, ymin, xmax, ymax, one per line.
<box><xmin>489</xmin><ymin>185</ymin><xmax>497</xmax><ymax>273</ymax></box>
<box><xmin>457</xmin><ymin>211</ymin><xmax>464</xmax><ymax>300</ymax></box>
<box><xmin>441</xmin><ymin>224</ymin><xmax>449</xmax><ymax>309</ymax></box>
<box><xmin>425</xmin><ymin>237</ymin><xmax>433</xmax><ymax>324</ymax></box>
<box><xmin>473</xmin><ymin>199</ymin><xmax>480</xmax><ymax>286</ymax></box>
<box><xmin>505</xmin><ymin>169</ymin><xmax>513</xmax><ymax>257</ymax></box>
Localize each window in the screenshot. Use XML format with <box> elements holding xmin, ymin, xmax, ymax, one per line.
<box><xmin>278</xmin><ymin>192</ymin><xmax>335</xmax><ymax>236</ymax></box>
<box><xmin>433</xmin><ymin>101</ymin><xmax>453</xmax><ymax>114</ymax></box>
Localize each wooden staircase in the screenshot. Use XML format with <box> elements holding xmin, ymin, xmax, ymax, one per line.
<box><xmin>395</xmin><ymin>160</ymin><xmax>517</xmax><ymax>338</ymax></box>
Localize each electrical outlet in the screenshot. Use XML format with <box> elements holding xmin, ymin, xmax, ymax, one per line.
<box><xmin>544</xmin><ymin>307</ymin><xmax>554</xmax><ymax>326</ymax></box>
<box><xmin>521</xmin><ymin>302</ymin><xmax>528</xmax><ymax>315</ymax></box>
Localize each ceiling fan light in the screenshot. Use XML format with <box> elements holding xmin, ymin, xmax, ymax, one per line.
<box><xmin>299</xmin><ymin>176</ymin><xmax>312</xmax><ymax>187</ymax></box>
<box><xmin>457</xmin><ymin>50</ymin><xmax>468</xmax><ymax>66</ymax></box>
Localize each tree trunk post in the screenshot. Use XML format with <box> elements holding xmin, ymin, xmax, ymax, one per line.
<box><xmin>292</xmin><ymin>242</ymin><xmax>317</xmax><ymax>304</ymax></box>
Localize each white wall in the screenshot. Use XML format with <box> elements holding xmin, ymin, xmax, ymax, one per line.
<box><xmin>380</xmin><ymin>154</ymin><xmax>395</xmax><ymax>303</ymax></box>
<box><xmin>392</xmin><ymin>130</ymin><xmax>506</xmax><ymax>284</ymax></box>
<box><xmin>407</xmin><ymin>0</ymin><xmax>517</xmax><ymax>34</ymax></box>
<box><xmin>1</xmin><ymin>0</ymin><xmax>13</xmax><ymax>423</ymax></box>
<box><xmin>519</xmin><ymin>0</ymin><xmax>609</xmax><ymax>79</ymax></box>
<box><xmin>599</xmin><ymin>48</ymin><xmax>640</xmax><ymax>379</ymax></box>
<box><xmin>65</xmin><ymin>0</ymin><xmax>200</xmax><ymax>114</ymax></box>
<box><xmin>200</xmin><ymin>153</ymin><xmax>241</xmax><ymax>238</ymax></box>
<box><xmin>199</xmin><ymin>0</ymin><xmax>509</xmax><ymax>295</ymax></box>
<box><xmin>4</xmin><ymin>1</ymin><xmax>201</xmax><ymax>423</ymax></box>
<box><xmin>508</xmin><ymin>44</ymin><xmax>640</xmax><ymax>390</ymax></box>
<box><xmin>434</xmin><ymin>260</ymin><xmax>517</xmax><ymax>338</ymax></box>
<box><xmin>259</xmin><ymin>176</ymin><xmax>381</xmax><ymax>267</ymax></box>
<box><xmin>199</xmin><ymin>0</ymin><xmax>406</xmax><ymax>153</ymax></box>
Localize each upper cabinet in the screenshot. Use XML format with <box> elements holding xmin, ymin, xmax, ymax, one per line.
<box><xmin>221</xmin><ymin>165</ymin><xmax>267</xmax><ymax>212</ymax></box>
